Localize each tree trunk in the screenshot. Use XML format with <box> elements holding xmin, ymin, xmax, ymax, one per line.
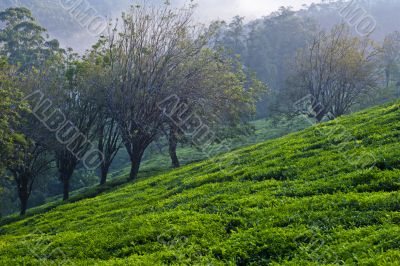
<box><xmin>313</xmin><ymin>103</ymin><xmax>326</xmax><ymax>123</ymax></box>
<box><xmin>100</xmin><ymin>164</ymin><xmax>109</xmax><ymax>186</ymax></box>
<box><xmin>385</xmin><ymin>69</ymin><xmax>390</xmax><ymax>88</ymax></box>
<box><xmin>15</xmin><ymin>173</ymin><xmax>30</xmax><ymax>216</ymax></box>
<box><xmin>128</xmin><ymin>149</ymin><xmax>145</xmax><ymax>181</ymax></box>
<box><xmin>19</xmin><ymin>190</ymin><xmax>29</xmax><ymax>216</ymax></box>
<box><xmin>63</xmin><ymin>177</ymin><xmax>70</xmax><ymax>201</ymax></box>
<box><xmin>57</xmin><ymin>154</ymin><xmax>78</xmax><ymax>202</ymax></box>
<box><xmin>169</xmin><ymin>128</ymin><xmax>180</xmax><ymax>168</ymax></box>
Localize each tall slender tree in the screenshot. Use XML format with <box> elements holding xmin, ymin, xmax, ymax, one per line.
<box><xmin>380</xmin><ymin>31</ymin><xmax>400</xmax><ymax>87</ymax></box>
<box><xmin>86</xmin><ymin>40</ymin><xmax>123</xmax><ymax>186</ymax></box>
<box><xmin>0</xmin><ymin>7</ymin><xmax>61</xmax><ymax>72</ymax></box>
<box><xmin>0</xmin><ymin>59</ymin><xmax>26</xmax><ymax>174</ymax></box>
<box><xmin>47</xmin><ymin>52</ymin><xmax>101</xmax><ymax>201</ymax></box>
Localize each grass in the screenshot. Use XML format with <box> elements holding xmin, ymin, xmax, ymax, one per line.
<box><xmin>1</xmin><ymin>116</ymin><xmax>307</xmax><ymax>221</ymax></box>
<box><xmin>109</xmin><ymin>115</ymin><xmax>309</xmax><ymax>175</ymax></box>
<box><xmin>0</xmin><ymin>101</ymin><xmax>400</xmax><ymax>265</ymax></box>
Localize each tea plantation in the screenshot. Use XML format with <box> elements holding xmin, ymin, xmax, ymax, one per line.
<box><xmin>1</xmin><ymin>101</ymin><xmax>400</xmax><ymax>265</ymax></box>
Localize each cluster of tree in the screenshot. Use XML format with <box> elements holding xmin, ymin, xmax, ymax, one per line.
<box><xmin>284</xmin><ymin>24</ymin><xmax>379</xmax><ymax>121</ymax></box>
<box><xmin>0</xmin><ymin>5</ymin><xmax>264</xmax><ymax>216</ymax></box>
<box><xmin>5</xmin><ymin>0</ymin><xmax>400</xmax><ymax>53</ymax></box>
<box><xmin>217</xmin><ymin>5</ymin><xmax>400</xmax><ymax>120</ymax></box>
<box><xmin>3</xmin><ymin>1</ymin><xmax>400</xmax><ymax>217</ymax></box>
<box><xmin>214</xmin><ymin>8</ymin><xmax>318</xmax><ymax>117</ymax></box>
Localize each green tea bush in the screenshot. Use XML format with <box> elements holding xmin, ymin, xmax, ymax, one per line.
<box><xmin>1</xmin><ymin>101</ymin><xmax>400</xmax><ymax>265</ymax></box>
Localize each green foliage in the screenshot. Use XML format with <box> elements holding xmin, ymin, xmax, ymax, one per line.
<box><xmin>0</xmin><ymin>7</ymin><xmax>62</xmax><ymax>72</ymax></box>
<box><xmin>0</xmin><ymin>0</ymin><xmax>132</xmax><ymax>50</ymax></box>
<box><xmin>0</xmin><ymin>101</ymin><xmax>399</xmax><ymax>264</ymax></box>
<box><xmin>0</xmin><ymin>59</ymin><xmax>27</xmax><ymax>173</ymax></box>
<box><xmin>0</xmin><ymin>7</ymin><xmax>65</xmax><ymax>214</ymax></box>
<box><xmin>216</xmin><ymin>7</ymin><xmax>317</xmax><ymax>118</ymax></box>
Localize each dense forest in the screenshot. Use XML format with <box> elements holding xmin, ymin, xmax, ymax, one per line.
<box><xmin>216</xmin><ymin>0</ymin><xmax>400</xmax><ymax>117</ymax></box>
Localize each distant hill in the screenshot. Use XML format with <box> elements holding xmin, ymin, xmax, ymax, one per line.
<box><xmin>0</xmin><ymin>0</ymin><xmax>133</xmax><ymax>51</ymax></box>
<box><xmin>1</xmin><ymin>100</ymin><xmax>399</xmax><ymax>264</ymax></box>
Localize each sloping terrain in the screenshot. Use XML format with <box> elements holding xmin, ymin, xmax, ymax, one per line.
<box><xmin>0</xmin><ymin>101</ymin><xmax>400</xmax><ymax>265</ymax></box>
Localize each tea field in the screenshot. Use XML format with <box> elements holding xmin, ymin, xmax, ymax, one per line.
<box><xmin>1</xmin><ymin>101</ymin><xmax>400</xmax><ymax>265</ymax></box>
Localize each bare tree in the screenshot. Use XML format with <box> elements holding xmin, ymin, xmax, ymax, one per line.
<box><xmin>105</xmin><ymin>3</ymin><xmax>208</xmax><ymax>181</ymax></box>
<box><xmin>97</xmin><ymin>117</ymin><xmax>121</xmax><ymax>185</ymax></box>
<box><xmin>50</xmin><ymin>53</ymin><xmax>101</xmax><ymax>201</ymax></box>
<box><xmin>288</xmin><ymin>24</ymin><xmax>378</xmax><ymax>121</ymax></box>
<box><xmin>380</xmin><ymin>31</ymin><xmax>400</xmax><ymax>87</ymax></box>
<box><xmin>84</xmin><ymin>45</ymin><xmax>123</xmax><ymax>186</ymax></box>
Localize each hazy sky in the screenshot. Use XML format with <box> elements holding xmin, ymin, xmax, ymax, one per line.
<box><xmin>184</xmin><ymin>0</ymin><xmax>324</xmax><ymax>21</ymax></box>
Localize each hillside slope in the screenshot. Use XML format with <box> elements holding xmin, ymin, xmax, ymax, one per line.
<box><xmin>1</xmin><ymin>101</ymin><xmax>400</xmax><ymax>265</ymax></box>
